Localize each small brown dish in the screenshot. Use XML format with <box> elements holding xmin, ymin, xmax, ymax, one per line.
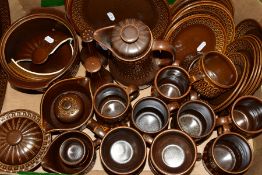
<box><xmin>65</xmin><ymin>0</ymin><xmax>171</xmax><ymax>41</ymax></box>
<box><xmin>42</xmin><ymin>131</ymin><xmax>99</xmax><ymax>174</ymax></box>
<box><xmin>0</xmin><ymin>13</ymin><xmax>80</xmax><ymax>92</ymax></box>
<box><xmin>41</xmin><ymin>77</ymin><xmax>93</xmax><ymax>132</ymax></box>
<box><xmin>0</xmin><ymin>109</ymin><xmax>51</xmax><ymax>173</ymax></box>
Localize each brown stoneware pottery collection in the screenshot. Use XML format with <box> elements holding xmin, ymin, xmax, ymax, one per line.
<box><xmin>0</xmin><ymin>0</ymin><xmax>262</xmax><ymax>174</ymax></box>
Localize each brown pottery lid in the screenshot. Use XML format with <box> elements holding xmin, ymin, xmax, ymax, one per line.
<box><xmin>111</xmin><ymin>19</ymin><xmax>151</xmax><ymax>58</ymax></box>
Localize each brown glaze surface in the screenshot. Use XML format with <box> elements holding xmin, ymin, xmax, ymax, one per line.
<box><xmin>100</xmin><ymin>127</ymin><xmax>147</xmax><ymax>174</ymax></box>
<box><xmin>41</xmin><ymin>77</ymin><xmax>93</xmax><ymax>132</ymax></box>
<box><xmin>202</xmin><ymin>133</ymin><xmax>252</xmax><ymax>175</ymax></box>
<box><xmin>42</xmin><ymin>131</ymin><xmax>97</xmax><ymax>174</ymax></box>
<box><xmin>171</xmin><ymin>1</ymin><xmax>235</xmax><ymax>45</ymax></box>
<box><xmin>189</xmin><ymin>51</ymin><xmax>238</xmax><ymax>99</ymax></box>
<box><xmin>66</xmin><ymin>0</ymin><xmax>170</xmax><ymax>41</ymax></box>
<box><xmin>0</xmin><ymin>13</ymin><xmax>79</xmax><ymax>92</ymax></box>
<box><xmin>0</xmin><ymin>0</ymin><xmax>10</xmax><ymax>112</ymax></box>
<box><xmin>94</xmin><ymin>19</ymin><xmax>175</xmax><ymax>87</ymax></box>
<box><xmin>235</xmin><ymin>19</ymin><xmax>262</xmax><ymax>40</ymax></box>
<box><xmin>165</xmin><ymin>15</ymin><xmax>226</xmax><ymax>66</ymax></box>
<box><xmin>0</xmin><ymin>109</ymin><xmax>51</xmax><ymax>173</ymax></box>
<box><xmin>149</xmin><ymin>129</ymin><xmax>197</xmax><ymax>175</ymax></box>
<box><xmin>81</xmin><ymin>42</ymin><xmax>113</xmax><ymax>93</ymax></box>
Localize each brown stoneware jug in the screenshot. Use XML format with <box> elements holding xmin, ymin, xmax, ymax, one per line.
<box><xmin>94</xmin><ymin>18</ymin><xmax>175</xmax><ymax>87</ymax></box>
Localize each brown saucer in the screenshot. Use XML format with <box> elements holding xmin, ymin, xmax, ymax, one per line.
<box><xmin>65</xmin><ymin>0</ymin><xmax>170</xmax><ymax>41</ymax></box>
<box><xmin>0</xmin><ymin>109</ymin><xmax>51</xmax><ymax>173</ymax></box>
<box><xmin>165</xmin><ymin>14</ymin><xmax>227</xmax><ymax>65</ymax></box>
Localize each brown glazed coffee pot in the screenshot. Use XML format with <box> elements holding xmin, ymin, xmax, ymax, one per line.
<box><xmin>94</xmin><ymin>18</ymin><xmax>175</xmax><ymax>87</ymax></box>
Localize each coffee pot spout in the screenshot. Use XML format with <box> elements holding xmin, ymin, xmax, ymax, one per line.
<box><xmin>93</xmin><ymin>25</ymin><xmax>115</xmax><ymax>52</ymax></box>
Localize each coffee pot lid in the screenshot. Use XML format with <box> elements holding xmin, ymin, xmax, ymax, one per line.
<box><xmin>111</xmin><ymin>18</ymin><xmax>151</xmax><ymax>59</ymax></box>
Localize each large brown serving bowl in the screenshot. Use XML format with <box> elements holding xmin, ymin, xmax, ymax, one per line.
<box><xmin>0</xmin><ymin>13</ymin><xmax>79</xmax><ymax>92</ymax></box>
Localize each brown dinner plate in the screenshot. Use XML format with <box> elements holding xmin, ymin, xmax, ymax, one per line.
<box><xmin>170</xmin><ymin>0</ymin><xmax>234</xmax><ymax>19</ymax></box>
<box><xmin>164</xmin><ymin>14</ymin><xmax>227</xmax><ymax>65</ymax></box>
<box><xmin>65</xmin><ymin>0</ymin><xmax>170</xmax><ymax>41</ymax></box>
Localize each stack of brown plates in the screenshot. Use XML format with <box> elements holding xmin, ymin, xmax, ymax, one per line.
<box><xmin>0</xmin><ymin>0</ymin><xmax>10</xmax><ymax>112</ymax></box>
<box><xmin>171</xmin><ymin>0</ymin><xmax>234</xmax><ymax>18</ymax></box>
<box><xmin>165</xmin><ymin>0</ymin><xmax>235</xmax><ymax>65</ymax></box>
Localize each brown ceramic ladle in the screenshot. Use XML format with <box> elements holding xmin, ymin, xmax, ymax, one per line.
<box><xmin>30</xmin><ymin>30</ymin><xmax>73</xmax><ymax>64</ymax></box>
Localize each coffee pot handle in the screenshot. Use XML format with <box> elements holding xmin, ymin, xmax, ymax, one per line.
<box><xmin>151</xmin><ymin>40</ymin><xmax>175</xmax><ymax>67</ymax></box>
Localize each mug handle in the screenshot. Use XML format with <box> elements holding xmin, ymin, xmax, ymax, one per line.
<box><xmin>142</xmin><ymin>134</ymin><xmax>154</xmax><ymax>146</ymax></box>
<box><xmin>216</xmin><ymin>116</ymin><xmax>232</xmax><ymax>135</ymax></box>
<box><xmin>151</xmin><ymin>40</ymin><xmax>175</xmax><ymax>67</ymax></box>
<box><xmin>86</xmin><ymin>118</ymin><xmax>110</xmax><ymax>139</ymax></box>
<box><xmin>125</xmin><ymin>85</ymin><xmax>140</xmax><ymax>101</ymax></box>
<box><xmin>167</xmin><ymin>102</ymin><xmax>181</xmax><ymax>113</ymax></box>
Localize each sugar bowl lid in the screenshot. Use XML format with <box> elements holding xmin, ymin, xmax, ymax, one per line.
<box><xmin>0</xmin><ymin>109</ymin><xmax>51</xmax><ymax>173</ymax></box>
<box><xmin>111</xmin><ymin>18</ymin><xmax>152</xmax><ymax>58</ymax></box>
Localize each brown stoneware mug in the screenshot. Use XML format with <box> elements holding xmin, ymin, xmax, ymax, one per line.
<box><xmin>147</xmin><ymin>129</ymin><xmax>198</xmax><ymax>175</ymax></box>
<box><xmin>41</xmin><ymin>77</ymin><xmax>93</xmax><ymax>132</ymax></box>
<box><xmin>100</xmin><ymin>127</ymin><xmax>147</xmax><ymax>175</ymax></box>
<box><xmin>130</xmin><ymin>97</ymin><xmax>170</xmax><ymax>136</ymax></box>
<box><xmin>94</xmin><ymin>83</ymin><xmax>139</xmax><ymax>127</ymax></box>
<box><xmin>202</xmin><ymin>132</ymin><xmax>253</xmax><ymax>175</ymax></box>
<box><xmin>152</xmin><ymin>65</ymin><xmax>199</xmax><ymax>104</ymax></box>
<box><xmin>42</xmin><ymin>131</ymin><xmax>100</xmax><ymax>174</ymax></box>
<box><xmin>189</xmin><ymin>51</ymin><xmax>238</xmax><ymax>98</ymax></box>
<box><xmin>216</xmin><ymin>95</ymin><xmax>262</xmax><ymax>137</ymax></box>
<box><xmin>171</xmin><ymin>100</ymin><xmax>216</xmax><ymax>144</ymax></box>
<box><xmin>94</xmin><ymin>18</ymin><xmax>175</xmax><ymax>87</ymax></box>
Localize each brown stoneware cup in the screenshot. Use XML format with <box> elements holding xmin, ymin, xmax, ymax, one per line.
<box><xmin>94</xmin><ymin>83</ymin><xmax>139</xmax><ymax>127</ymax></box>
<box><xmin>130</xmin><ymin>97</ymin><xmax>170</xmax><ymax>137</ymax></box>
<box><xmin>171</xmin><ymin>100</ymin><xmax>216</xmax><ymax>144</ymax></box>
<box><xmin>152</xmin><ymin>65</ymin><xmax>199</xmax><ymax>105</ymax></box>
<box><xmin>216</xmin><ymin>95</ymin><xmax>262</xmax><ymax>138</ymax></box>
<box><xmin>100</xmin><ymin>127</ymin><xmax>147</xmax><ymax>175</ymax></box>
<box><xmin>189</xmin><ymin>51</ymin><xmax>238</xmax><ymax>98</ymax></box>
<box><xmin>41</xmin><ymin>77</ymin><xmax>93</xmax><ymax>132</ymax></box>
<box><xmin>202</xmin><ymin>132</ymin><xmax>253</xmax><ymax>175</ymax></box>
<box><xmin>94</xmin><ymin>18</ymin><xmax>175</xmax><ymax>87</ymax></box>
<box><xmin>42</xmin><ymin>131</ymin><xmax>100</xmax><ymax>174</ymax></box>
<box><xmin>147</xmin><ymin>129</ymin><xmax>198</xmax><ymax>175</ymax></box>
